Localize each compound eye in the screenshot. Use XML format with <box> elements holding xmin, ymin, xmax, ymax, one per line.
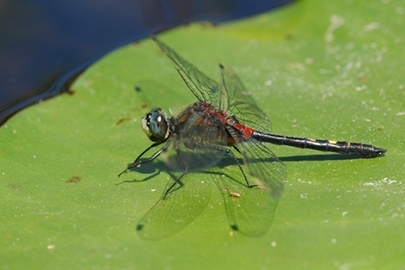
<box><xmin>141</xmin><ymin>108</ymin><xmax>169</xmax><ymax>142</ymax></box>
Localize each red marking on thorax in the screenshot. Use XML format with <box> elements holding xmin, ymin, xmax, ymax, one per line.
<box><xmin>232</xmin><ymin>123</ymin><xmax>254</xmax><ymax>137</ymax></box>
<box><xmin>227</xmin><ymin>123</ymin><xmax>255</xmax><ymax>145</ymax></box>
<box><xmin>196</xmin><ymin>101</ymin><xmax>256</xmax><ymax>145</ymax></box>
<box><xmin>198</xmin><ymin>101</ymin><xmax>228</xmax><ymax>124</ymax></box>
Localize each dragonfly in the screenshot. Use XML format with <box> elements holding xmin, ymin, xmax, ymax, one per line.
<box><xmin>119</xmin><ymin>36</ymin><xmax>386</xmax><ymax>239</ymax></box>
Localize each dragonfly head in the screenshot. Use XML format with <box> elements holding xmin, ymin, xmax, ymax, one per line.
<box><xmin>141</xmin><ymin>108</ymin><xmax>170</xmax><ymax>142</ymax></box>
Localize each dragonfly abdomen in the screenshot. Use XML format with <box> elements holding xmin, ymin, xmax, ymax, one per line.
<box><xmin>252</xmin><ymin>131</ymin><xmax>386</xmax><ymax>158</ymax></box>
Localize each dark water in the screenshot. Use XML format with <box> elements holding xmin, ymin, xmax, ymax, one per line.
<box><xmin>0</xmin><ymin>0</ymin><xmax>291</xmax><ymax>125</ymax></box>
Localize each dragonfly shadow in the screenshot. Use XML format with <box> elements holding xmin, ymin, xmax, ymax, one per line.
<box><xmin>115</xmin><ymin>159</ymin><xmax>168</xmax><ymax>185</ymax></box>
<box><xmin>118</xmin><ymin>152</ymin><xmax>362</xmax><ymax>185</ymax></box>
<box><xmin>213</xmin><ymin>152</ymin><xmax>362</xmax><ymax>169</ymax></box>
<box><xmin>115</xmin><ymin>171</ymin><xmax>160</xmax><ymax>185</ymax></box>
<box><xmin>117</xmin><ymin>156</ymin><xmax>248</xmax><ymax>188</ymax></box>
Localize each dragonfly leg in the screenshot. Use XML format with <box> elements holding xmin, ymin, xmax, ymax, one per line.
<box><xmin>187</xmin><ymin>143</ymin><xmax>254</xmax><ymax>189</ymax></box>
<box><xmin>163</xmin><ymin>170</ymin><xmax>188</xmax><ymax>199</ymax></box>
<box><xmin>118</xmin><ymin>140</ymin><xmax>171</xmax><ymax>177</ymax></box>
<box><xmin>226</xmin><ymin>146</ymin><xmax>256</xmax><ymax>188</ymax></box>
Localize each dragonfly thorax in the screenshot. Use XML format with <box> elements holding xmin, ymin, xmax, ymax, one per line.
<box><xmin>141</xmin><ymin>107</ymin><xmax>171</xmax><ymax>142</ymax></box>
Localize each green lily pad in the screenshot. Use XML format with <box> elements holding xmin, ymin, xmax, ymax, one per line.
<box><xmin>1</xmin><ymin>0</ymin><xmax>404</xmax><ymax>269</ymax></box>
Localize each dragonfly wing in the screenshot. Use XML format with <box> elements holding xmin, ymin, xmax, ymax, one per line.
<box><xmin>137</xmin><ymin>171</ymin><xmax>211</xmax><ymax>240</ymax></box>
<box><xmin>210</xmin><ymin>141</ymin><xmax>285</xmax><ymax>236</ymax></box>
<box><xmin>152</xmin><ymin>36</ymin><xmax>224</xmax><ymax>107</ymax></box>
<box><xmin>219</xmin><ymin>64</ymin><xmax>272</xmax><ymax>133</ymax></box>
<box><xmin>212</xmin><ymin>169</ymin><xmax>279</xmax><ymax>236</ymax></box>
<box><xmin>238</xmin><ymin>139</ymin><xmax>286</xmax><ymax>199</ymax></box>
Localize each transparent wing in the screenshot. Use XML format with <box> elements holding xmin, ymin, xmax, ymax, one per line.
<box><xmin>218</xmin><ymin>64</ymin><xmax>286</xmax><ymax>196</ymax></box>
<box><xmin>153</xmin><ymin>37</ymin><xmax>272</xmax><ymax>134</ymax></box>
<box><xmin>237</xmin><ymin>138</ymin><xmax>286</xmax><ymax>198</ymax></box>
<box><xmin>162</xmin><ymin>148</ymin><xmax>225</xmax><ymax>173</ymax></box>
<box><xmin>137</xmin><ymin>172</ymin><xmax>211</xmax><ymax>240</ymax></box>
<box><xmin>219</xmin><ymin>64</ymin><xmax>272</xmax><ymax>133</ymax></box>
<box><xmin>210</xmin><ymin>167</ymin><xmax>280</xmax><ymax>236</ymax></box>
<box><xmin>152</xmin><ymin>36</ymin><xmax>225</xmax><ymax>107</ymax></box>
